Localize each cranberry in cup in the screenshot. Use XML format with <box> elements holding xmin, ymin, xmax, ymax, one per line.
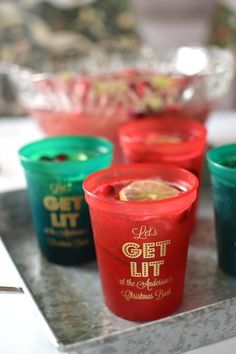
<box><xmin>119</xmin><ymin>118</ymin><xmax>206</xmax><ymax>230</ymax></box>
<box><xmin>83</xmin><ymin>164</ymin><xmax>198</xmax><ymax>321</ymax></box>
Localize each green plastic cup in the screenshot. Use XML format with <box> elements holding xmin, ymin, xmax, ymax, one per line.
<box><xmin>207</xmin><ymin>143</ymin><xmax>236</xmax><ymax>277</ymax></box>
<box><xmin>19</xmin><ymin>135</ymin><xmax>113</xmax><ymax>265</ymax></box>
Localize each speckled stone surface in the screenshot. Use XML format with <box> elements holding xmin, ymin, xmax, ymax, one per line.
<box><xmin>1</xmin><ymin>187</ymin><xmax>236</xmax><ymax>354</ymax></box>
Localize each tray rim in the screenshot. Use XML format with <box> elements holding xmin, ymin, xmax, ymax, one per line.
<box><xmin>59</xmin><ymin>297</ymin><xmax>236</xmax><ymax>352</ymax></box>
<box><xmin>0</xmin><ymin>237</ymin><xmax>60</xmax><ymax>349</ymax></box>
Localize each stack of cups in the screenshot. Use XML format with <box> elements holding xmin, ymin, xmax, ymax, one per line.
<box><xmin>19</xmin><ymin>116</ymin><xmax>207</xmax><ymax>322</ymax></box>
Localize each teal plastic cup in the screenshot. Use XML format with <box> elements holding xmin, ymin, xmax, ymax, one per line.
<box><xmin>19</xmin><ymin>135</ymin><xmax>113</xmax><ymax>265</ymax></box>
<box><xmin>207</xmin><ymin>143</ymin><xmax>236</xmax><ymax>277</ymax></box>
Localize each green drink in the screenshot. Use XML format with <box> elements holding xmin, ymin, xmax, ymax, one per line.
<box><xmin>19</xmin><ymin>136</ymin><xmax>113</xmax><ymax>265</ymax></box>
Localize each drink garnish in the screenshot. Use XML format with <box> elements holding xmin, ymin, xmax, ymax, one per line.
<box><xmin>119</xmin><ymin>179</ymin><xmax>180</xmax><ymax>201</ymax></box>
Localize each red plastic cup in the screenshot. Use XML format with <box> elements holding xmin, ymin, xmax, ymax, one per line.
<box><xmin>83</xmin><ymin>164</ymin><xmax>198</xmax><ymax>321</ymax></box>
<box><xmin>119</xmin><ymin>117</ymin><xmax>206</xmax><ymax>230</ymax></box>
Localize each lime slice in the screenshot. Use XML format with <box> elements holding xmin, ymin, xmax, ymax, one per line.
<box><xmin>146</xmin><ymin>134</ymin><xmax>182</xmax><ymax>144</ymax></box>
<box><xmin>77</xmin><ymin>153</ymin><xmax>88</xmax><ymax>161</ymax></box>
<box><xmin>119</xmin><ymin>179</ymin><xmax>180</xmax><ymax>201</ymax></box>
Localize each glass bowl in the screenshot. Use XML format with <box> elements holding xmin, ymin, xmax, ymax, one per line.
<box><xmin>2</xmin><ymin>45</ymin><xmax>235</xmax><ymax>161</ymax></box>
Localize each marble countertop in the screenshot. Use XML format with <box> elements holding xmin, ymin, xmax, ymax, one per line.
<box><xmin>1</xmin><ymin>113</ymin><xmax>236</xmax><ymax>354</ymax></box>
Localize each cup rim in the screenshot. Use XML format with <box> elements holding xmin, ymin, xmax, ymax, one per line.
<box><xmin>207</xmin><ymin>143</ymin><xmax>236</xmax><ymax>182</ymax></box>
<box><xmin>83</xmin><ymin>163</ymin><xmax>199</xmax><ymax>215</ymax></box>
<box><xmin>119</xmin><ymin>117</ymin><xmax>207</xmax><ymax>158</ymax></box>
<box><xmin>19</xmin><ymin>135</ymin><xmax>113</xmax><ymax>176</ymax></box>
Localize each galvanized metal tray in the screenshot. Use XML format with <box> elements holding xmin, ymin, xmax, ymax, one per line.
<box><xmin>1</xmin><ymin>187</ymin><xmax>236</xmax><ymax>354</ymax></box>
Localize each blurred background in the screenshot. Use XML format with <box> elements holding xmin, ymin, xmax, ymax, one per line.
<box><xmin>0</xmin><ymin>0</ymin><xmax>236</xmax><ymax>117</ymax></box>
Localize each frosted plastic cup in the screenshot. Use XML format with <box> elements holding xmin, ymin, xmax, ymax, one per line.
<box><xmin>207</xmin><ymin>144</ymin><xmax>236</xmax><ymax>277</ymax></box>
<box><xmin>119</xmin><ymin>117</ymin><xmax>206</xmax><ymax>230</ymax></box>
<box><xmin>19</xmin><ymin>136</ymin><xmax>113</xmax><ymax>265</ymax></box>
<box><xmin>83</xmin><ymin>164</ymin><xmax>198</xmax><ymax>321</ymax></box>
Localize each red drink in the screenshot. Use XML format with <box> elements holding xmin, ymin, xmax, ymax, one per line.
<box><xmin>127</xmin><ymin>72</ymin><xmax>213</xmax><ymax>123</ymax></box>
<box><xmin>83</xmin><ymin>164</ymin><xmax>198</xmax><ymax>321</ymax></box>
<box><xmin>30</xmin><ymin>109</ymin><xmax>128</xmax><ymax>164</ymax></box>
<box><xmin>131</xmin><ymin>104</ymin><xmax>212</xmax><ymax>123</ymax></box>
<box><xmin>119</xmin><ymin>117</ymin><xmax>206</xmax><ymax>230</ymax></box>
<box><xmin>27</xmin><ymin>72</ymin><xmax>132</xmax><ymax>164</ymax></box>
